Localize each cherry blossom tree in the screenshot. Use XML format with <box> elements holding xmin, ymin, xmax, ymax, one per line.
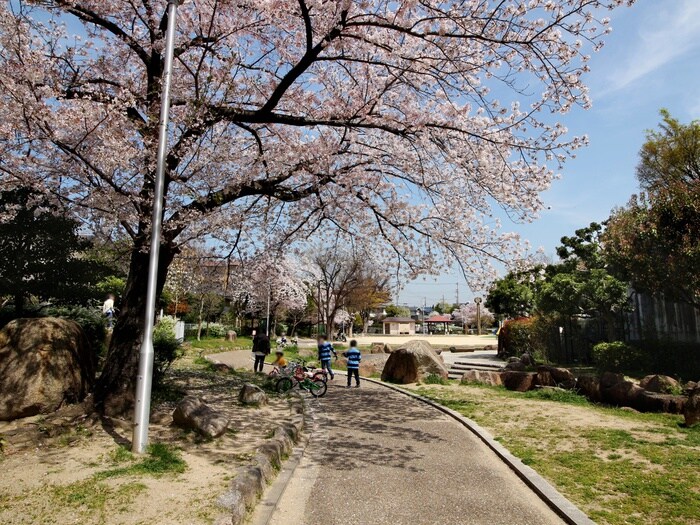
<box><xmin>0</xmin><ymin>0</ymin><xmax>632</xmax><ymax>412</ymax></box>
<box><xmin>229</xmin><ymin>255</ymin><xmax>308</xmax><ymax>335</ymax></box>
<box><xmin>454</xmin><ymin>303</ymin><xmax>495</xmax><ymax>328</ymax></box>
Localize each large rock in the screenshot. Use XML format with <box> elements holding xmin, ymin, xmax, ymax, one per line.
<box><xmin>537</xmin><ymin>366</ymin><xmax>576</xmax><ymax>389</ymax></box>
<box><xmin>637</xmin><ymin>391</ymin><xmax>686</xmax><ymax>414</ymax></box>
<box><xmin>519</xmin><ymin>352</ymin><xmax>536</xmax><ymax>366</ymax></box>
<box><xmin>600</xmin><ymin>372</ymin><xmax>625</xmax><ymax>389</ymax></box>
<box><xmin>369</xmin><ymin>342</ymin><xmax>386</xmax><ymax>354</ymax></box>
<box><xmin>504</xmin><ymin>360</ymin><xmax>526</xmax><ymax>372</ymax></box>
<box><xmin>685</xmin><ymin>387</ymin><xmax>700</xmax><ymax>427</ymax></box>
<box><xmin>460</xmin><ymin>370</ymin><xmax>503</xmax><ymax>387</ymax></box>
<box><xmin>173</xmin><ymin>396</ymin><xmax>230</xmax><ymax>438</ymax></box>
<box><xmin>359</xmin><ymin>354</ymin><xmax>389</xmax><ymax>377</ymax></box>
<box><xmin>502</xmin><ymin>371</ymin><xmax>537</xmax><ymax>392</ymax></box>
<box><xmin>0</xmin><ymin>318</ymin><xmax>95</xmax><ymax>421</ymax></box>
<box><xmin>639</xmin><ymin>375</ymin><xmax>680</xmax><ymax>394</ymax></box>
<box><xmin>238</xmin><ymin>384</ymin><xmax>268</xmax><ymax>405</ymax></box>
<box><xmin>381</xmin><ymin>340</ymin><xmax>448</xmax><ymax>384</ymax></box>
<box><xmin>576</xmin><ymin>375</ymin><xmax>602</xmax><ymax>402</ymax></box>
<box><xmin>602</xmin><ymin>380</ymin><xmax>645</xmax><ymax>408</ymax></box>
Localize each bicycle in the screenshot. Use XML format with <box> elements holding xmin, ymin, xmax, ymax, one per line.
<box><xmin>275</xmin><ymin>362</ymin><xmax>327</xmax><ymax>397</ymax></box>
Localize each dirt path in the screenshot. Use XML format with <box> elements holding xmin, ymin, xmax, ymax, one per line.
<box><xmin>266</xmin><ymin>380</ymin><xmax>565</xmax><ymax>525</ymax></box>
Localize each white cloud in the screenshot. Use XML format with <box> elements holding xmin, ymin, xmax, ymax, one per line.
<box><xmin>602</xmin><ymin>0</ymin><xmax>700</xmax><ymax>95</ymax></box>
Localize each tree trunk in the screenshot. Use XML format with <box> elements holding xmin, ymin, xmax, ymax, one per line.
<box><xmin>197</xmin><ymin>296</ymin><xmax>204</xmax><ymax>341</ymax></box>
<box><xmin>94</xmin><ymin>241</ymin><xmax>176</xmax><ymax>416</ymax></box>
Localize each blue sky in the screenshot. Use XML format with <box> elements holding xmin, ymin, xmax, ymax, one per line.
<box><xmin>401</xmin><ymin>0</ymin><xmax>700</xmax><ymax>307</ymax></box>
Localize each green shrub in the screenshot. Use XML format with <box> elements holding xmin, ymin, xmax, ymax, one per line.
<box><xmin>153</xmin><ymin>317</ymin><xmax>183</xmax><ymax>385</ymax></box>
<box><xmin>205</xmin><ymin>323</ymin><xmax>227</xmax><ymax>338</ymax></box>
<box><xmin>498</xmin><ymin>317</ymin><xmax>541</xmax><ymax>358</ymax></box>
<box><xmin>592</xmin><ymin>341</ymin><xmax>650</xmax><ymax>373</ymax></box>
<box><xmin>424</xmin><ymin>373</ymin><xmax>449</xmax><ymax>385</ymax></box>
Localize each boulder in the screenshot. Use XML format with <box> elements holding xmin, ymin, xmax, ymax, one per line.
<box><xmin>383</xmin><ymin>344</ymin><xmax>394</xmax><ymax>354</ymax></box>
<box><xmin>0</xmin><ymin>318</ymin><xmax>95</xmax><ymax>421</ymax></box>
<box><xmin>639</xmin><ymin>375</ymin><xmax>680</xmax><ymax>394</ymax></box>
<box><xmin>460</xmin><ymin>370</ymin><xmax>503</xmax><ymax>387</ymax></box>
<box><xmin>602</xmin><ymin>381</ymin><xmax>645</xmax><ymax>408</ymax></box>
<box><xmin>380</xmin><ymin>340</ymin><xmax>448</xmax><ymax>384</ymax></box>
<box><xmin>172</xmin><ymin>396</ymin><xmax>230</xmax><ymax>438</ymax></box>
<box><xmin>685</xmin><ymin>381</ymin><xmax>698</xmax><ymax>394</ymax></box>
<box><xmin>519</xmin><ymin>352</ymin><xmax>536</xmax><ymax>366</ymax></box>
<box><xmin>537</xmin><ymin>366</ymin><xmax>575</xmax><ymax>388</ymax></box>
<box><xmin>502</xmin><ymin>371</ymin><xmax>537</xmax><ymax>392</ymax></box>
<box><xmin>600</xmin><ymin>372</ymin><xmax>625</xmax><ymax>389</ymax></box>
<box><xmin>358</xmin><ymin>354</ymin><xmax>389</xmax><ymax>377</ymax></box>
<box><xmin>685</xmin><ymin>387</ymin><xmax>700</xmax><ymax>427</ymax></box>
<box><xmin>576</xmin><ymin>375</ymin><xmax>602</xmax><ymax>402</ymax></box>
<box><xmin>370</xmin><ymin>342</ymin><xmax>385</xmax><ymax>354</ymax></box>
<box><xmin>505</xmin><ymin>361</ymin><xmax>526</xmax><ymax>372</ymax></box>
<box><xmin>238</xmin><ymin>384</ymin><xmax>268</xmax><ymax>405</ymax></box>
<box><xmin>636</xmin><ymin>391</ymin><xmax>686</xmax><ymax>414</ymax></box>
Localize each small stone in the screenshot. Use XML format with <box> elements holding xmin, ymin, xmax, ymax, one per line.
<box><xmin>173</xmin><ymin>396</ymin><xmax>229</xmax><ymax>438</ymax></box>
<box><xmin>238</xmin><ymin>384</ymin><xmax>268</xmax><ymax>405</ymax></box>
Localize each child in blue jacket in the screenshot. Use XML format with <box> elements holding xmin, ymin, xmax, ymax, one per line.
<box><xmin>317</xmin><ymin>335</ymin><xmax>337</xmax><ymax>380</ymax></box>
<box><xmin>343</xmin><ymin>340</ymin><xmax>361</xmax><ymax>388</ymax></box>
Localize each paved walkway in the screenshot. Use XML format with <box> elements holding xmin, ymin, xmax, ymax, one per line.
<box><xmin>262</xmin><ymin>381</ymin><xmax>564</xmax><ymax>525</ymax></box>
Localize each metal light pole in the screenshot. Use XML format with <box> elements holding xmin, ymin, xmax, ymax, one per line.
<box><xmin>265</xmin><ymin>285</ymin><xmax>271</xmax><ymax>337</ymax></box>
<box><xmin>132</xmin><ymin>0</ymin><xmax>181</xmax><ymax>454</ymax></box>
<box><xmin>474</xmin><ymin>297</ymin><xmax>483</xmax><ymax>336</ymax></box>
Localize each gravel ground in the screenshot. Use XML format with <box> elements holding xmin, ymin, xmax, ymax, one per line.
<box><xmin>267</xmin><ymin>380</ymin><xmax>565</xmax><ymax>525</ymax></box>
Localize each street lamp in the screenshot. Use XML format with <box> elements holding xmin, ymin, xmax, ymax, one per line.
<box><xmin>132</xmin><ymin>0</ymin><xmax>183</xmax><ymax>455</ymax></box>
<box><xmin>474</xmin><ymin>297</ymin><xmax>483</xmax><ymax>336</ymax></box>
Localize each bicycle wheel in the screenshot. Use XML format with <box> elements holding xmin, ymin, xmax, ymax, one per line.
<box><xmin>312</xmin><ymin>371</ymin><xmax>327</xmax><ymax>383</ymax></box>
<box><xmin>276</xmin><ymin>377</ymin><xmax>294</xmax><ymax>394</ymax></box>
<box><xmin>308</xmin><ymin>378</ymin><xmax>327</xmax><ymax>398</ymax></box>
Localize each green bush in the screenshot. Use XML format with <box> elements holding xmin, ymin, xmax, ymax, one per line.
<box><xmin>592</xmin><ymin>341</ymin><xmax>650</xmax><ymax>373</ymax></box>
<box><xmin>205</xmin><ymin>323</ymin><xmax>227</xmax><ymax>338</ymax></box>
<box><xmin>153</xmin><ymin>317</ymin><xmax>183</xmax><ymax>385</ymax></box>
<box><xmin>423</xmin><ymin>373</ymin><xmax>449</xmax><ymax>385</ymax></box>
<box><xmin>498</xmin><ymin>317</ymin><xmax>540</xmax><ymax>358</ymax></box>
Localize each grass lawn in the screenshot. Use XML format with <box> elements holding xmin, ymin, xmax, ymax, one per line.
<box><xmin>410</xmin><ymin>383</ymin><xmax>700</xmax><ymax>525</ymax></box>
<box><xmin>185</xmin><ymin>335</ymin><xmax>253</xmax><ymax>351</ymax></box>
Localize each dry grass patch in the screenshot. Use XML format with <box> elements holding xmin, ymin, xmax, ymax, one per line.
<box><xmin>0</xmin><ymin>352</ymin><xmax>299</xmax><ymax>525</ymax></box>
<box><xmin>411</xmin><ymin>383</ymin><xmax>700</xmax><ymax>525</ymax></box>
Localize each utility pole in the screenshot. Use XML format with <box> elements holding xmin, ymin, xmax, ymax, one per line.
<box><xmin>132</xmin><ymin>0</ymin><xmax>182</xmax><ymax>455</ymax></box>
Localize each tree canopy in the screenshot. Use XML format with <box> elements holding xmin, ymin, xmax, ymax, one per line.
<box><xmin>0</xmin><ymin>188</ymin><xmax>110</xmax><ymax>312</ymax></box>
<box><xmin>605</xmin><ymin>112</ymin><xmax>700</xmax><ymax>308</ymax></box>
<box><xmin>0</xmin><ymin>0</ymin><xmax>630</xmax><ymax>411</ymax></box>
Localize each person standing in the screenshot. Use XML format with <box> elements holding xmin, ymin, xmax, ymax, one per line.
<box><xmin>344</xmin><ymin>339</ymin><xmax>362</xmax><ymax>388</ymax></box>
<box><xmin>317</xmin><ymin>335</ymin><xmax>337</xmax><ymax>380</ymax></box>
<box><xmin>102</xmin><ymin>294</ymin><xmax>115</xmax><ymax>329</ymax></box>
<box><xmin>252</xmin><ymin>330</ymin><xmax>270</xmax><ymax>373</ymax></box>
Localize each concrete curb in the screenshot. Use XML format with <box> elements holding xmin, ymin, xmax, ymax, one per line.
<box><xmin>206</xmin><ymin>358</ymin><xmax>307</xmax><ymax>525</ymax></box>
<box><xmin>355</xmin><ymin>374</ymin><xmax>596</xmax><ymax>525</ymax></box>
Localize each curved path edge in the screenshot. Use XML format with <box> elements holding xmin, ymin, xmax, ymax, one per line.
<box><xmin>357</xmin><ymin>375</ymin><xmax>596</xmax><ymax>525</ymax></box>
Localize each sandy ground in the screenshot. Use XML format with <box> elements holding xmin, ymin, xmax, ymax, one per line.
<box><xmin>0</xmin><ymin>359</ymin><xmax>296</xmax><ymax>525</ymax></box>
<box><xmin>267</xmin><ymin>381</ymin><xmax>565</xmax><ymax>525</ymax></box>
<box><xmin>341</xmin><ymin>334</ymin><xmax>497</xmax><ymax>347</ymax></box>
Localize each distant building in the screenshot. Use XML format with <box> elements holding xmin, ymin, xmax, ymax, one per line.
<box><xmin>425</xmin><ymin>314</ymin><xmax>452</xmax><ymax>333</ymax></box>
<box><xmin>382</xmin><ymin>317</ymin><xmax>416</xmax><ymax>335</ymax></box>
